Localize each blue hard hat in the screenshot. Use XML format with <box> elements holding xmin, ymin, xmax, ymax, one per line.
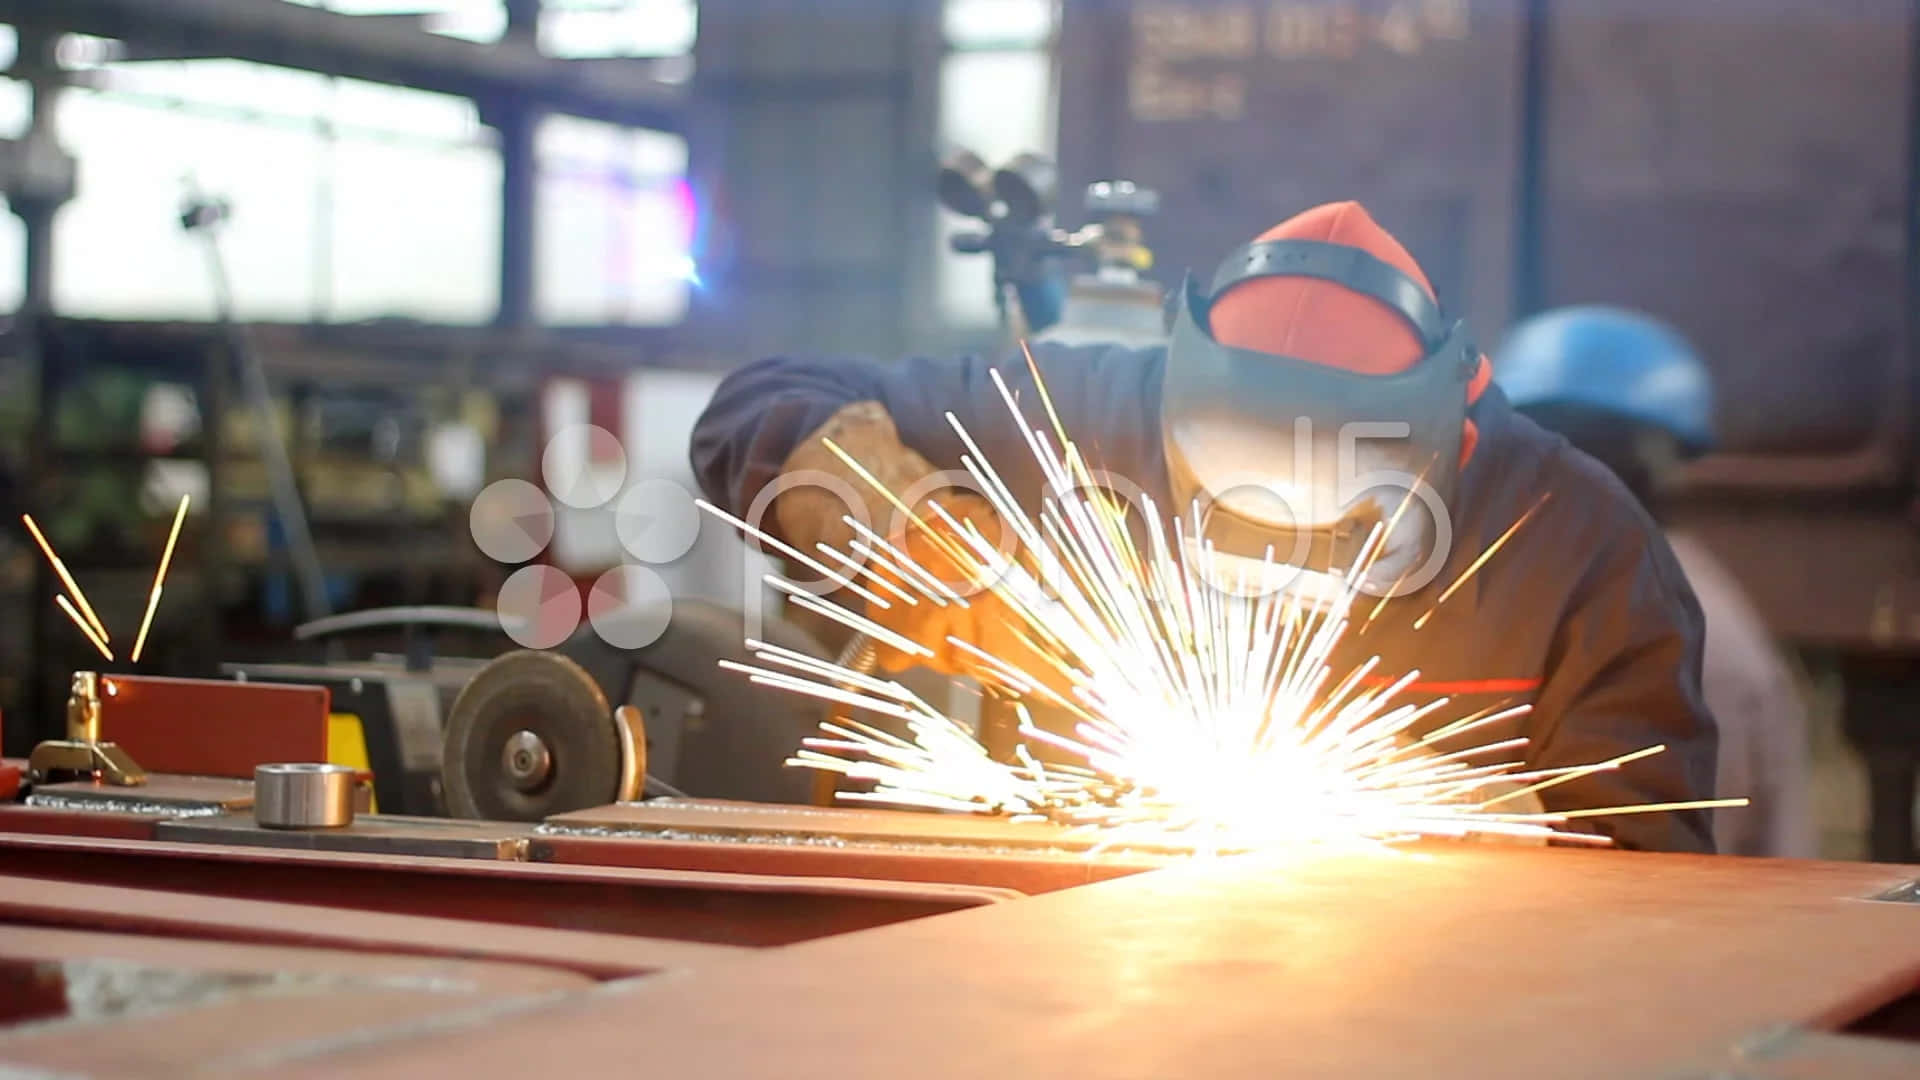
<box><xmin>1492</xmin><ymin>305</ymin><xmax>1715</xmax><ymax>453</ymax></box>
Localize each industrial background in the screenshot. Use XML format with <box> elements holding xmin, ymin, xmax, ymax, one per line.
<box><xmin>0</xmin><ymin>0</ymin><xmax>1914</xmax><ymax>860</ymax></box>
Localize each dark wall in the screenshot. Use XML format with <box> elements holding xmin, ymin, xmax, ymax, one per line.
<box><xmin>690</xmin><ymin>0</ymin><xmax>944</xmax><ymax>362</ymax></box>
<box><xmin>1058</xmin><ymin>0</ymin><xmax>1912</xmax><ymax>459</ymax></box>
<box><xmin>1538</xmin><ymin>2</ymin><xmax>1909</xmax><ymax>457</ymax></box>
<box><xmin>1058</xmin><ymin>0</ymin><xmax>1525</xmax><ymax>355</ymax></box>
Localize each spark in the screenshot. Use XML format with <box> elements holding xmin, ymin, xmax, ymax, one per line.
<box><xmin>1412</xmin><ymin>491</ymin><xmax>1550</xmax><ymax>631</ymax></box>
<box><xmin>704</xmin><ymin>367</ymin><xmax>1744</xmax><ymax>853</ymax></box>
<box><xmin>23</xmin><ymin>514</ymin><xmax>110</xmax><ymax>645</ymax></box>
<box><xmin>1360</xmin><ymin>456</ymin><xmax>1440</xmax><ymax>631</ymax></box>
<box><xmin>56</xmin><ymin>595</ymin><xmax>114</xmax><ymax>662</ymax></box>
<box><xmin>694</xmin><ymin>498</ymin><xmax>894</xmax><ymax>609</ymax></box>
<box><xmin>132</xmin><ymin>494</ymin><xmax>190</xmax><ymax>663</ymax></box>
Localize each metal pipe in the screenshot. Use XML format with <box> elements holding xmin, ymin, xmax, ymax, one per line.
<box><xmin>1904</xmin><ymin>0</ymin><xmax>1920</xmax><ymax>484</ymax></box>
<box><xmin>494</xmin><ymin>105</ymin><xmax>537</xmax><ymax>330</ymax></box>
<box><xmin>1511</xmin><ymin>0</ymin><xmax>1550</xmax><ymax>321</ymax></box>
<box><xmin>65</xmin><ymin>672</ymin><xmax>101</xmax><ymax>745</ymax></box>
<box><xmin>0</xmin><ymin>0</ymin><xmax>683</xmax><ymax>131</ymax></box>
<box><xmin>196</xmin><ymin>222</ymin><xmax>332</xmax><ymax>624</ymax></box>
<box><xmin>254</xmin><ymin>763</ymin><xmax>358</xmax><ymax>829</ymax></box>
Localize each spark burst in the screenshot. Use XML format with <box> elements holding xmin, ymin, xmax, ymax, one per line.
<box><xmin>698</xmin><ymin>357</ymin><xmax>1743</xmax><ymax>853</ymax></box>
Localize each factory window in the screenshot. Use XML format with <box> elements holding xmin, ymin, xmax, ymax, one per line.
<box><xmin>52</xmin><ymin>62</ymin><xmax>333</xmax><ymax>322</ymax></box>
<box><xmin>0</xmin><ymin>27</ymin><xmax>26</xmax><ymax>312</ymax></box>
<box><xmin>541</xmin><ymin>0</ymin><xmax>698</xmax><ymax>63</ymax></box>
<box><xmin>48</xmin><ymin>54</ymin><xmax>500</xmax><ymax>324</ymax></box>
<box><xmin>534</xmin><ymin>114</ymin><xmax>695</xmax><ymax>327</ymax></box>
<box><xmin>320</xmin><ymin>80</ymin><xmax>502</xmax><ymax>324</ymax></box>
<box><xmin>285</xmin><ymin>0</ymin><xmax>694</xmax><ymax>53</ymax></box>
<box><xmin>279</xmin><ymin>0</ymin><xmax>508</xmax><ymax>44</ymax></box>
<box><xmin>0</xmin><ymin>211</ymin><xmax>23</xmax><ymax>315</ymax></box>
<box><xmin>934</xmin><ymin>0</ymin><xmax>1059</xmax><ymax>329</ymax></box>
<box><xmin>944</xmin><ymin>0</ymin><xmax>1057</xmax><ymax>49</ymax></box>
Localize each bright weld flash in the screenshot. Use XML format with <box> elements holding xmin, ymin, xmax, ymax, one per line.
<box><xmin>698</xmin><ymin>362</ymin><xmax>1747</xmax><ymax>854</ymax></box>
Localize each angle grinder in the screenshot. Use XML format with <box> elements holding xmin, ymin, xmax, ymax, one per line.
<box><xmin>439</xmin><ymin>650</ymin><xmax>643</xmax><ymax>821</ymax></box>
<box><xmin>440</xmin><ymin>599</ymin><xmax>831</xmax><ymax>821</ymax></box>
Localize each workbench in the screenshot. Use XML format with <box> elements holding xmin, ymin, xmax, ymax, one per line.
<box><xmin>2</xmin><ymin>770</ymin><xmax>1918</xmax><ymax>1077</ymax></box>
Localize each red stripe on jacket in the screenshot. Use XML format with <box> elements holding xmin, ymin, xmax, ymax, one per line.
<box><xmin>1359</xmin><ymin>676</ymin><xmax>1542</xmax><ymax>696</ymax></box>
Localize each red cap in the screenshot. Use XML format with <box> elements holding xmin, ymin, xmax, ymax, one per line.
<box><xmin>1210</xmin><ymin>201</ymin><xmax>1433</xmax><ymax>375</ymax></box>
<box><xmin>1207</xmin><ymin>201</ymin><xmax>1491</xmax><ymax>461</ymax></box>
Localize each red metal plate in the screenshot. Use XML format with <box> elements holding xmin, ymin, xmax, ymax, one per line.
<box><xmin>0</xmin><ymin>832</ymin><xmax>1021</xmax><ymax>948</ymax></box>
<box><xmin>0</xmin><ymin>804</ymin><xmax>161</xmax><ymax>841</ymax></box>
<box><xmin>529</xmin><ymin>832</ymin><xmax>1161</xmax><ymax>896</ymax></box>
<box><xmin>31</xmin><ymin>774</ymin><xmax>254</xmax><ymax>810</ymax></box>
<box><xmin>546</xmin><ymin>797</ymin><xmax>1192</xmax><ymax>855</ymax></box>
<box><xmin>0</xmin><ymin>872</ymin><xmax>740</xmax><ymax>981</ymax></box>
<box><xmin>0</xmin><ymin>925</ymin><xmax>598</xmax><ymax>1074</ymax></box>
<box><xmin>256</xmin><ymin>847</ymin><xmax>1920</xmax><ymax>1080</ymax></box>
<box><xmin>97</xmin><ymin>674</ymin><xmax>331</xmax><ymax>779</ymax></box>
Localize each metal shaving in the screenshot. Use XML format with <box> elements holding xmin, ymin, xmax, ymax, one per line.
<box><xmin>532</xmin><ymin>821</ymin><xmax>1174</xmax><ymax>860</ymax></box>
<box><xmin>24</xmin><ymin>793</ymin><xmax>228</xmax><ymax>818</ymax></box>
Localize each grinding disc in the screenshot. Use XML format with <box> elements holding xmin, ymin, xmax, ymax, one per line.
<box><xmin>560</xmin><ymin>600</ymin><xmax>828</xmax><ymax>805</ymax></box>
<box><xmin>441</xmin><ymin>650</ymin><xmax>622</xmax><ymax>821</ymax></box>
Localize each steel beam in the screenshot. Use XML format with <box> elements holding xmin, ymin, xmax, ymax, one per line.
<box><xmin>0</xmin><ymin>832</ymin><xmax>1020</xmax><ymax>948</ymax></box>
<box><xmin>0</xmin><ymin>0</ymin><xmax>684</xmax><ymax>131</ymax></box>
<box><xmin>0</xmin><ymin>870</ymin><xmax>741</xmax><ymax>978</ymax></box>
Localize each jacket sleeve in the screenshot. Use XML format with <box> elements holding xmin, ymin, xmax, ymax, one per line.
<box><xmin>1527</xmin><ymin>518</ymin><xmax>1719</xmax><ymax>854</ymax></box>
<box><xmin>688</xmin><ymin>355</ymin><xmax>881</xmax><ymax>521</ymax></box>
<box><xmin>689</xmin><ymin>344</ymin><xmax>1164</xmax><ymax>524</ymax></box>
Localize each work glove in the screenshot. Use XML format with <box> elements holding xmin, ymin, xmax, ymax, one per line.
<box><xmin>863</xmin><ymin>491</ymin><xmax>1076</xmax><ymax>702</ymax></box>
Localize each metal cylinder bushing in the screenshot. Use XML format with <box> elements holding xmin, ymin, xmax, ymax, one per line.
<box><xmin>254</xmin><ymin>763</ymin><xmax>357</xmax><ymax>829</ymax></box>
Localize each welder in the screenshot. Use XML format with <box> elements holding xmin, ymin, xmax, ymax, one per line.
<box><xmin>1495</xmin><ymin>306</ymin><xmax>1814</xmax><ymax>858</ymax></box>
<box><xmin>692</xmin><ymin>201</ymin><xmax>1717</xmax><ymax>853</ymax></box>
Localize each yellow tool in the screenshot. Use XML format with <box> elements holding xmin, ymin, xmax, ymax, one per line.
<box><xmin>326</xmin><ymin>712</ymin><xmax>377</xmax><ymax>813</ymax></box>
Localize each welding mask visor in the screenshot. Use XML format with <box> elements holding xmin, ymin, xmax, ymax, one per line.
<box><xmin>1160</xmin><ymin>240</ymin><xmax>1478</xmax><ymax>600</ymax></box>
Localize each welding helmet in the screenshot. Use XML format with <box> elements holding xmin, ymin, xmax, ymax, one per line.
<box><xmin>1161</xmin><ymin>224</ymin><xmax>1480</xmax><ymax>601</ymax></box>
<box><xmin>1494</xmin><ymin>306</ymin><xmax>1714</xmax><ymax>455</ymax></box>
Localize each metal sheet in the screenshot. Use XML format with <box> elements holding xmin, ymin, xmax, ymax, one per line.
<box><xmin>1870</xmin><ymin>878</ymin><xmax>1920</xmax><ymax>904</ymax></box>
<box><xmin>527</xmin><ymin>832</ymin><xmax>1166</xmax><ymax>896</ymax></box>
<box><xmin>0</xmin><ymin>805</ymin><xmax>162</xmax><ymax>842</ymax></box>
<box><xmin>0</xmin><ymin>833</ymin><xmax>1022</xmax><ymax>949</ymax></box>
<box><xmin>0</xmin><ymin>872</ymin><xmax>741</xmax><ymax>982</ymax></box>
<box><xmin>27</xmin><ymin>775</ymin><xmax>255</xmax><ymax>815</ymax></box>
<box><xmin>0</xmin><ymin>926</ymin><xmax>600</xmax><ymax>1076</ymax></box>
<box><xmin>545</xmin><ymin>797</ymin><xmax>1201</xmax><ymax>857</ymax></box>
<box><xmin>0</xmin><ymin>924</ymin><xmax>590</xmax><ymax>996</ymax></box>
<box><xmin>157</xmin><ymin>814</ymin><xmax>531</xmax><ymax>861</ymax></box>
<box><xmin>1662</xmin><ymin>1025</ymin><xmax>1920</xmax><ymax>1080</ymax></box>
<box><xmin>257</xmin><ymin>847</ymin><xmax>1920</xmax><ymax>1080</ymax></box>
<box><xmin>92</xmin><ymin>675</ymin><xmax>332</xmax><ymax>781</ymax></box>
